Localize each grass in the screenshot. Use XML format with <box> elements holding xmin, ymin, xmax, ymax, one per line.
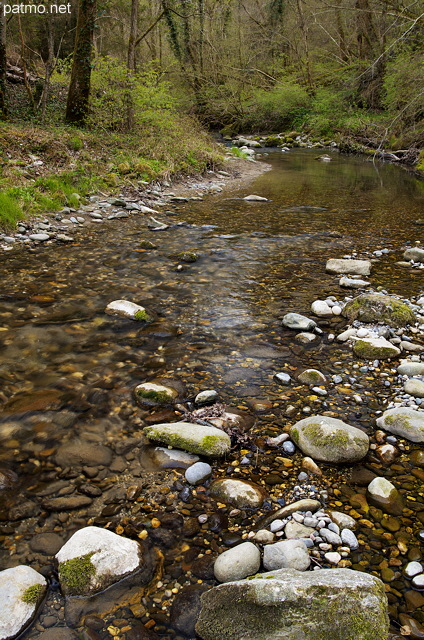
<box><xmin>0</xmin><ymin>114</ymin><xmax>223</xmax><ymax>230</ymax></box>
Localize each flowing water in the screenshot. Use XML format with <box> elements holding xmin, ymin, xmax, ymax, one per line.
<box><xmin>0</xmin><ymin>149</ymin><xmax>423</xmax><ymax>639</ymax></box>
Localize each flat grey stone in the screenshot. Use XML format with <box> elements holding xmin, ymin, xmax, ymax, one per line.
<box><xmin>376</xmin><ymin>408</ymin><xmax>424</xmax><ymax>443</ymax></box>
<box><xmin>263</xmin><ymin>539</ymin><xmax>310</xmax><ymax>571</ymax></box>
<box><xmin>326</xmin><ymin>258</ymin><xmax>371</xmax><ymax>276</ymax></box>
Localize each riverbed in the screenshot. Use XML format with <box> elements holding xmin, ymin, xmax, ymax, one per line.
<box><xmin>0</xmin><ymin>149</ymin><xmax>423</xmax><ymax>640</ymax></box>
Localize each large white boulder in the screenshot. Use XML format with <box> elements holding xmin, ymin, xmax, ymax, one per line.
<box><xmin>0</xmin><ymin>565</ymin><xmax>47</xmax><ymax>640</ymax></box>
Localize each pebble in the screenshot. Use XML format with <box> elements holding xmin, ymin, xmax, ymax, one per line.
<box><xmin>324</xmin><ymin>551</ymin><xmax>341</xmax><ymax>565</ymax></box>
<box><xmin>185</xmin><ymin>462</ymin><xmax>212</xmax><ymax>485</ymax></box>
<box><xmin>405</xmin><ymin>562</ymin><xmax>424</xmax><ymax>578</ymax></box>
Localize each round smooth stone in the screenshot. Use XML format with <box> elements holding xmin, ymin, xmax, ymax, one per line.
<box><xmin>412</xmin><ymin>573</ymin><xmax>424</xmax><ymax>590</ymax></box>
<box><xmin>405</xmin><ymin>561</ymin><xmax>424</xmax><ymax>578</ymax></box>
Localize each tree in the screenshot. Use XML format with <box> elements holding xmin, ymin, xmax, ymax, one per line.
<box><xmin>0</xmin><ymin>6</ymin><xmax>7</xmax><ymax>116</ymax></box>
<box><xmin>65</xmin><ymin>0</ymin><xmax>97</xmax><ymax>124</ymax></box>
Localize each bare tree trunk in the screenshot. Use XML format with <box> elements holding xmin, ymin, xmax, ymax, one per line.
<box><xmin>0</xmin><ymin>5</ymin><xmax>7</xmax><ymax>117</ymax></box>
<box><xmin>128</xmin><ymin>0</ymin><xmax>138</xmax><ymax>72</ymax></box>
<box><xmin>39</xmin><ymin>16</ymin><xmax>55</xmax><ymax>118</ymax></box>
<box><xmin>296</xmin><ymin>0</ymin><xmax>313</xmax><ymax>89</ymax></box>
<box><xmin>65</xmin><ymin>0</ymin><xmax>97</xmax><ymax>125</ymax></box>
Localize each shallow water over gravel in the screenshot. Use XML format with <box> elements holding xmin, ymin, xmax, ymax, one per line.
<box><xmin>0</xmin><ymin>149</ymin><xmax>423</xmax><ymax>639</ymax></box>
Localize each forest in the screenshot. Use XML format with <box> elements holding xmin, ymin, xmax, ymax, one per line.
<box><xmin>0</xmin><ymin>0</ymin><xmax>423</xmax><ymax>226</ymax></box>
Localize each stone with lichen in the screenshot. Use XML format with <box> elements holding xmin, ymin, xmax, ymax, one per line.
<box><xmin>143</xmin><ymin>422</ymin><xmax>231</xmax><ymax>457</ymax></box>
<box><xmin>0</xmin><ymin>565</ymin><xmax>47</xmax><ymax>640</ymax></box>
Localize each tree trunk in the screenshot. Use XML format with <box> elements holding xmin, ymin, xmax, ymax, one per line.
<box><xmin>65</xmin><ymin>0</ymin><xmax>97</xmax><ymax>125</ymax></box>
<box><xmin>0</xmin><ymin>7</ymin><xmax>7</xmax><ymax>117</ymax></box>
<box><xmin>128</xmin><ymin>0</ymin><xmax>138</xmax><ymax>72</ymax></box>
<box><xmin>39</xmin><ymin>16</ymin><xmax>55</xmax><ymax>118</ymax></box>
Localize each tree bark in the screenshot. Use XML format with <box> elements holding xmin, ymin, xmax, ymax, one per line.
<box><xmin>65</xmin><ymin>0</ymin><xmax>97</xmax><ymax>125</ymax></box>
<box><xmin>0</xmin><ymin>5</ymin><xmax>7</xmax><ymax>116</ymax></box>
<box><xmin>128</xmin><ymin>0</ymin><xmax>138</xmax><ymax>72</ymax></box>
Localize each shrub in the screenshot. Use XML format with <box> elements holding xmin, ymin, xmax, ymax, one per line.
<box><xmin>0</xmin><ymin>192</ymin><xmax>24</xmax><ymax>229</ymax></box>
<box><xmin>241</xmin><ymin>82</ymin><xmax>311</xmax><ymax>131</ymax></box>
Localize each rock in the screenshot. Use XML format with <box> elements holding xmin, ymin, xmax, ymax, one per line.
<box><xmin>412</xmin><ymin>575</ymin><xmax>424</xmax><ymax>590</ymax></box>
<box><xmin>297</xmin><ymin>369</ymin><xmax>326</xmax><ymax>385</ymax></box>
<box><xmin>404</xmin><ymin>247</ymin><xmax>424</xmax><ymax>262</ymax></box>
<box><xmin>326</xmin><ymin>259</ymin><xmax>371</xmax><ymax>276</ymax></box>
<box><xmin>149</xmin><ymin>447</ymin><xmax>199</xmax><ymax>469</ymax></box>
<box><xmin>340</xmin><ymin>529</ymin><xmax>359</xmax><ymax>549</ymax></box>
<box><xmin>376</xmin><ymin>408</ymin><xmax>424</xmax><ymax>443</ymax></box>
<box><xmin>263</xmin><ymin>540</ymin><xmax>310</xmax><ymax>571</ymax></box>
<box><xmin>170</xmin><ymin>583</ymin><xmax>208</xmax><ymax>636</ymax></box>
<box><xmin>401</xmin><ymin>341</ymin><xmax>424</xmax><ymax>353</ymax></box>
<box><xmin>353</xmin><ymin>337</ymin><xmax>401</xmax><ymax>360</ymax></box>
<box><xmin>172</xmin><ymin>251</ymin><xmax>198</xmax><ymax>263</ymax></box>
<box><xmin>210</xmin><ymin>479</ymin><xmax>266</xmax><ymax>509</ymax></box>
<box><xmin>55</xmin><ymin>441</ymin><xmax>112</xmax><ymax>468</ymax></box>
<box><xmin>214</xmin><ymin>542</ymin><xmax>261</xmax><ymax>582</ymax></box>
<box><xmin>105</xmin><ymin>300</ymin><xmax>150</xmax><ymax>321</ymax></box>
<box><xmin>185</xmin><ymin>462</ymin><xmax>212</xmax><ymax>485</ymax></box>
<box><xmin>195</xmin><ymin>390</ymin><xmax>218</xmax><ymax>405</ymax></box>
<box><xmin>195</xmin><ymin>568</ymin><xmax>389</xmax><ymax>640</ymax></box>
<box><xmin>328</xmin><ymin>511</ymin><xmax>356</xmax><ymax>530</ymax></box>
<box><xmin>29</xmin><ymin>233</ymin><xmax>50</xmax><ymax>241</ymax></box>
<box><xmin>284</xmin><ymin>521</ymin><xmax>315</xmax><ymax>539</ymax></box>
<box><xmin>29</xmin><ymin>533</ymin><xmax>64</xmax><ymax>555</ymax></box>
<box><xmin>243</xmin><ymin>195</ymin><xmax>268</xmax><ymax>201</ymax></box>
<box><xmin>0</xmin><ymin>565</ymin><xmax>47</xmax><ymax>640</ymax></box>
<box><xmin>295</xmin><ymin>332</ymin><xmax>317</xmax><ymax>344</ymax></box>
<box><xmin>274</xmin><ymin>372</ymin><xmax>291</xmax><ymax>385</ymax></box>
<box><xmin>398</xmin><ymin>614</ymin><xmax>424</xmax><ymax>639</ymax></box>
<box><xmin>290</xmin><ymin>415</ymin><xmax>369</xmax><ymax>463</ymax></box>
<box><xmin>324</xmin><ymin>552</ymin><xmax>341</xmax><ymax>565</ymax></box>
<box><xmin>143</xmin><ymin>422</ymin><xmax>231</xmax><ymax>457</ymax></box>
<box><xmin>320</xmin><ymin>528</ymin><xmax>342</xmax><ymax>545</ymax></box>
<box><xmin>135</xmin><ymin>382</ymin><xmax>179</xmax><ymax>407</ymax></box>
<box><xmin>342</xmin><ymin>293</ymin><xmax>416</xmax><ymax>327</ymax></box>
<box><xmin>253</xmin><ymin>530</ymin><xmax>275</xmax><ymax>544</ymax></box>
<box><xmin>259</xmin><ymin>499</ymin><xmax>321</xmax><ymax>528</ymax></box>
<box><xmin>0</xmin><ymin>467</ymin><xmax>18</xmax><ymax>490</ymax></box>
<box><xmin>404</xmin><ymin>561</ymin><xmax>423</xmax><ymax>578</ymax></box>
<box><xmin>301</xmin><ymin>456</ymin><xmax>322</xmax><ymax>476</ymax></box>
<box><xmin>56</xmin><ymin>526</ymin><xmax>143</xmax><ymax>596</ymax></box>
<box><xmin>282</xmin><ymin>313</ymin><xmax>316</xmax><ymax>331</ymax></box>
<box><xmin>398</xmin><ymin>361</ymin><xmax>424</xmax><ymax>376</ymax></box>
<box><xmin>405</xmin><ymin>378</ymin><xmax>424</xmax><ymax>398</ymax></box>
<box><xmin>367</xmin><ymin>477</ymin><xmax>404</xmax><ymax>515</ymax></box>
<box><xmin>41</xmin><ymin>496</ymin><xmax>93</xmax><ymax>511</ymax></box>
<box><xmin>339</xmin><ymin>276</ymin><xmax>371</xmax><ymax>288</ymax></box>
<box><xmin>311</xmin><ymin>300</ymin><xmax>333</xmax><ymax>317</ymax></box>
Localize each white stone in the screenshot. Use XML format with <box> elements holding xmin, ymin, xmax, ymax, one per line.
<box><xmin>332</xmin><ymin>305</ymin><xmax>342</xmax><ymax>315</ymax></box>
<box><xmin>0</xmin><ymin>566</ymin><xmax>46</xmax><ymax>640</ymax></box>
<box><xmin>367</xmin><ymin>477</ymin><xmax>396</xmax><ymax>500</ymax></box>
<box><xmin>263</xmin><ymin>540</ymin><xmax>310</xmax><ymax>571</ymax></box>
<box><xmin>404</xmin><ymin>378</ymin><xmax>424</xmax><ymax>398</ymax></box>
<box><xmin>339</xmin><ymin>276</ymin><xmax>371</xmax><ymax>288</ymax></box>
<box><xmin>56</xmin><ymin>526</ymin><xmax>141</xmax><ymax>596</ymax></box>
<box><xmin>404</xmin><ymin>561</ymin><xmax>423</xmax><ymax>578</ymax></box>
<box><xmin>282</xmin><ymin>313</ymin><xmax>316</xmax><ymax>331</ymax></box>
<box><xmin>340</xmin><ymin>529</ymin><xmax>359</xmax><ymax>549</ymax></box>
<box><xmin>337</xmin><ymin>329</ymin><xmax>357</xmax><ymax>342</ymax></box>
<box><xmin>326</xmin><ymin>259</ymin><xmax>371</xmax><ymax>276</ymax></box>
<box><xmin>253</xmin><ymin>530</ymin><xmax>275</xmax><ymax>544</ymax></box>
<box><xmin>214</xmin><ymin>542</ymin><xmax>261</xmax><ymax>582</ymax></box>
<box><xmin>105</xmin><ymin>299</ymin><xmax>147</xmax><ymax>320</ymax></box>
<box><xmin>29</xmin><ymin>233</ymin><xmax>50</xmax><ymax>241</ymax></box>
<box><xmin>195</xmin><ymin>390</ymin><xmax>218</xmax><ymax>405</ymax></box>
<box><xmin>376</xmin><ymin>408</ymin><xmax>424</xmax><ymax>443</ymax></box>
<box><xmin>243</xmin><ymin>194</ymin><xmax>268</xmax><ymax>201</ymax></box>
<box><xmin>185</xmin><ymin>461</ymin><xmax>212</xmax><ymax>485</ymax></box>
<box><xmin>270</xmin><ymin>519</ymin><xmax>286</xmax><ymax>533</ymax></box>
<box><xmin>412</xmin><ymin>574</ymin><xmax>424</xmax><ymax>589</ymax></box>
<box><xmin>311</xmin><ymin>300</ymin><xmax>333</xmax><ymax>317</ymax></box>
<box><xmin>324</xmin><ymin>551</ymin><xmax>341</xmax><ymax>565</ymax></box>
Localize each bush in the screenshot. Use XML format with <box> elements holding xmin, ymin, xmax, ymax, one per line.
<box><xmin>304</xmin><ymin>88</ymin><xmax>346</xmax><ymax>136</ymax></box>
<box><xmin>241</xmin><ymin>82</ymin><xmax>311</xmax><ymax>131</ymax></box>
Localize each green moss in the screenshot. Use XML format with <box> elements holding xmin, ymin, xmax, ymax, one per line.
<box><xmin>134</xmin><ymin>309</ymin><xmax>149</xmax><ymax>322</ymax></box>
<box><xmin>263</xmin><ymin>135</ymin><xmax>282</xmax><ymax>147</ymax></box>
<box><xmin>384</xmin><ymin>414</ymin><xmax>413</xmax><ymax>430</ymax></box>
<box><xmin>59</xmin><ymin>553</ymin><xmax>96</xmax><ymax>596</ymax></box>
<box><xmin>343</xmin><ymin>294</ymin><xmax>415</xmax><ymax>327</ymax></box>
<box><xmin>136</xmin><ymin>388</ymin><xmax>173</xmax><ymax>403</ymax></box>
<box><xmin>290</xmin><ymin>427</ymin><xmax>299</xmax><ymax>443</ymax></box>
<box><xmin>303</xmin><ymin>423</ymin><xmax>351</xmax><ymax>449</ymax></box>
<box><xmin>353</xmin><ymin>340</ymin><xmax>398</xmax><ymax>360</ymax></box>
<box><xmin>139</xmin><ymin>240</ymin><xmax>157</xmax><ymax>249</ymax></box>
<box><xmin>22</xmin><ymin>583</ymin><xmax>44</xmax><ymax>605</ymax></box>
<box><xmin>172</xmin><ymin>251</ymin><xmax>198</xmax><ymax>263</ymax></box>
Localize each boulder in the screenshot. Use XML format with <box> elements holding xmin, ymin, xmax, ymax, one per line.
<box><xmin>398</xmin><ymin>361</ymin><xmax>424</xmax><ymax>376</ymax></box>
<box><xmin>367</xmin><ymin>477</ymin><xmax>404</xmax><ymax>516</ymax></box>
<box><xmin>404</xmin><ymin>247</ymin><xmax>424</xmax><ymax>262</ymax></box>
<box><xmin>195</xmin><ymin>568</ymin><xmax>389</xmax><ymax>640</ymax></box>
<box><xmin>326</xmin><ymin>259</ymin><xmax>371</xmax><ymax>276</ymax></box>
<box><xmin>376</xmin><ymin>408</ymin><xmax>424</xmax><ymax>443</ymax></box>
<box><xmin>263</xmin><ymin>540</ymin><xmax>310</xmax><ymax>571</ymax></box>
<box><xmin>282</xmin><ymin>313</ymin><xmax>316</xmax><ymax>331</ymax></box>
<box><xmin>214</xmin><ymin>542</ymin><xmax>261</xmax><ymax>582</ymax></box>
<box><xmin>404</xmin><ymin>378</ymin><xmax>424</xmax><ymax>398</ymax></box>
<box><xmin>0</xmin><ymin>565</ymin><xmax>47</xmax><ymax>640</ymax></box>
<box><xmin>290</xmin><ymin>415</ymin><xmax>369</xmax><ymax>463</ymax></box>
<box><xmin>210</xmin><ymin>478</ymin><xmax>266</xmax><ymax>509</ymax></box>
<box><xmin>342</xmin><ymin>293</ymin><xmax>415</xmax><ymax>327</ymax></box>
<box><xmin>143</xmin><ymin>422</ymin><xmax>231</xmax><ymax>457</ymax></box>
<box><xmin>353</xmin><ymin>337</ymin><xmax>400</xmax><ymax>360</ymax></box>
<box><xmin>105</xmin><ymin>300</ymin><xmax>150</xmax><ymax>321</ymax></box>
<box><xmin>56</xmin><ymin>526</ymin><xmax>143</xmax><ymax>596</ymax></box>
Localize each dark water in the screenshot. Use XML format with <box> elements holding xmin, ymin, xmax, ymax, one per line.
<box><xmin>0</xmin><ymin>149</ymin><xmax>423</xmax><ymax>638</ymax></box>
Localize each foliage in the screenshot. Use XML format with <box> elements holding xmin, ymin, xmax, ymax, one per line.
<box><xmin>0</xmin><ymin>192</ymin><xmax>24</xmax><ymax>229</ymax></box>
<box><xmin>241</xmin><ymin>83</ymin><xmax>311</xmax><ymax>132</ymax></box>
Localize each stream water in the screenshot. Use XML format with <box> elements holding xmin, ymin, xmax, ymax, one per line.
<box><xmin>0</xmin><ymin>149</ymin><xmax>423</xmax><ymax>639</ymax></box>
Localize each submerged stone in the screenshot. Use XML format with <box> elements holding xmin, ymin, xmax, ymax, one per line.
<box><xmin>342</xmin><ymin>293</ymin><xmax>415</xmax><ymax>327</ymax></box>
<box><xmin>282</xmin><ymin>313</ymin><xmax>316</xmax><ymax>331</ymax></box>
<box><xmin>134</xmin><ymin>382</ymin><xmax>179</xmax><ymax>407</ymax></box>
<box><xmin>195</xmin><ymin>568</ymin><xmax>389</xmax><ymax>640</ymax></box>
<box><xmin>0</xmin><ymin>565</ymin><xmax>47</xmax><ymax>640</ymax></box>
<box><xmin>367</xmin><ymin>477</ymin><xmax>404</xmax><ymax>516</ymax></box>
<box><xmin>105</xmin><ymin>300</ymin><xmax>151</xmax><ymax>322</ymax></box>
<box><xmin>290</xmin><ymin>415</ymin><xmax>369</xmax><ymax>463</ymax></box>
<box><xmin>143</xmin><ymin>422</ymin><xmax>231</xmax><ymax>457</ymax></box>
<box><xmin>297</xmin><ymin>369</ymin><xmax>326</xmax><ymax>385</ymax></box>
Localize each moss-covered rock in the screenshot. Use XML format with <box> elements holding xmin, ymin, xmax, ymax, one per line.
<box><xmin>376</xmin><ymin>407</ymin><xmax>424</xmax><ymax>443</ymax></box>
<box><xmin>353</xmin><ymin>337</ymin><xmax>401</xmax><ymax>360</ymax></box>
<box><xmin>143</xmin><ymin>421</ymin><xmax>231</xmax><ymax>457</ymax></box>
<box><xmin>139</xmin><ymin>240</ymin><xmax>158</xmax><ymax>250</ymax></box>
<box><xmin>297</xmin><ymin>369</ymin><xmax>327</xmax><ymax>385</ymax></box>
<box><xmin>195</xmin><ymin>568</ymin><xmax>389</xmax><ymax>640</ymax></box>
<box><xmin>0</xmin><ymin>566</ymin><xmax>47</xmax><ymax>640</ymax></box>
<box><xmin>290</xmin><ymin>415</ymin><xmax>369</xmax><ymax>463</ymax></box>
<box><xmin>262</xmin><ymin>135</ymin><xmax>282</xmax><ymax>147</ymax></box>
<box><xmin>105</xmin><ymin>299</ymin><xmax>152</xmax><ymax>322</ymax></box>
<box><xmin>171</xmin><ymin>251</ymin><xmax>198</xmax><ymax>263</ymax></box>
<box><xmin>134</xmin><ymin>382</ymin><xmax>179</xmax><ymax>407</ymax></box>
<box><xmin>56</xmin><ymin>526</ymin><xmax>143</xmax><ymax>597</ymax></box>
<box><xmin>342</xmin><ymin>293</ymin><xmax>416</xmax><ymax>327</ymax></box>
